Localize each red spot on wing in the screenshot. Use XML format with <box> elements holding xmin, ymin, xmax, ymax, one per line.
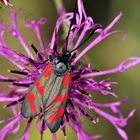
<box><xmin>44</xmin><ymin>63</ymin><xmax>52</xmax><ymax>78</ymax></box>
<box><xmin>30</xmin><ymin>104</ymin><xmax>36</xmax><ymax>114</ymax></box>
<box><xmin>48</xmin><ymin>114</ymin><xmax>56</xmax><ymax>124</ymax></box>
<box><xmin>63</xmin><ymin>93</ymin><xmax>68</xmax><ymax>100</ymax></box>
<box><xmin>54</xmin><ymin>96</ymin><xmax>63</xmax><ymax>102</ymax></box>
<box><xmin>63</xmin><ymin>73</ymin><xmax>72</xmax><ymax>88</ymax></box>
<box><xmin>48</xmin><ymin>107</ymin><xmax>65</xmax><ymax>124</ymax></box>
<box><xmin>54</xmin><ymin>93</ymin><xmax>68</xmax><ymax>103</ymax></box>
<box><xmin>35</xmin><ymin>80</ymin><xmax>40</xmax><ymax>88</ymax></box>
<box><xmin>27</xmin><ymin>93</ymin><xmax>35</xmax><ymax>102</ymax></box>
<box><xmin>35</xmin><ymin>79</ymin><xmax>45</xmax><ymax>96</ymax></box>
<box><xmin>38</xmin><ymin>86</ymin><xmax>45</xmax><ymax>96</ymax></box>
<box><xmin>57</xmin><ymin>107</ymin><xmax>64</xmax><ymax>117</ymax></box>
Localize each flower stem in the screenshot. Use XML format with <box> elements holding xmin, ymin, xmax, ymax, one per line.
<box><xmin>54</xmin><ymin>0</ymin><xmax>65</xmax><ymax>13</ymax></box>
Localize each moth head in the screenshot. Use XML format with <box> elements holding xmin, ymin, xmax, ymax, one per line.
<box><xmin>62</xmin><ymin>51</ymin><xmax>71</xmax><ymax>60</ymax></box>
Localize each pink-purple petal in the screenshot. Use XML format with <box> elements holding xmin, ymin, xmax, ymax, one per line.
<box><xmin>82</xmin><ymin>57</ymin><xmax>140</xmax><ymax>77</ymax></box>
<box><xmin>0</xmin><ymin>113</ymin><xmax>21</xmax><ymax>140</ymax></box>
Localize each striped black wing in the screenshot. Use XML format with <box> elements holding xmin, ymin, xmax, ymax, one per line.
<box><xmin>44</xmin><ymin>72</ymin><xmax>72</xmax><ymax>133</ymax></box>
<box><xmin>21</xmin><ymin>63</ymin><xmax>57</xmax><ymax>118</ymax></box>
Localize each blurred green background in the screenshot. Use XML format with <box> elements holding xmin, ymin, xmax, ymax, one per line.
<box><xmin>0</xmin><ymin>0</ymin><xmax>140</xmax><ymax>140</ymax></box>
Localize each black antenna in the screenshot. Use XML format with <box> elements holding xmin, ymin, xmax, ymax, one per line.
<box><xmin>65</xmin><ymin>10</ymin><xmax>76</xmax><ymax>51</ymax></box>
<box><xmin>71</xmin><ymin>24</ymin><xmax>103</xmax><ymax>53</ymax></box>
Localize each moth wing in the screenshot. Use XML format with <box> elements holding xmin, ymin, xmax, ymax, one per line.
<box><xmin>44</xmin><ymin>72</ymin><xmax>72</xmax><ymax>133</ymax></box>
<box><xmin>21</xmin><ymin>63</ymin><xmax>56</xmax><ymax>118</ymax></box>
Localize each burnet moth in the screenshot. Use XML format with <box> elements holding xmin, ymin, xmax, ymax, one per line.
<box><xmin>21</xmin><ymin>11</ymin><xmax>102</xmax><ymax>133</ymax></box>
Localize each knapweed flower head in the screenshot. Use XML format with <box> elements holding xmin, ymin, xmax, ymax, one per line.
<box><xmin>0</xmin><ymin>0</ymin><xmax>140</xmax><ymax>140</ymax></box>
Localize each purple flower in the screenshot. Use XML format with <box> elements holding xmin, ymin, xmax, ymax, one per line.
<box><xmin>0</xmin><ymin>0</ymin><xmax>140</xmax><ymax>140</ymax></box>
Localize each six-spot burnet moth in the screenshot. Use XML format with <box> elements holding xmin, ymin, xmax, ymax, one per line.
<box><xmin>21</xmin><ymin>11</ymin><xmax>102</xmax><ymax>133</ymax></box>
